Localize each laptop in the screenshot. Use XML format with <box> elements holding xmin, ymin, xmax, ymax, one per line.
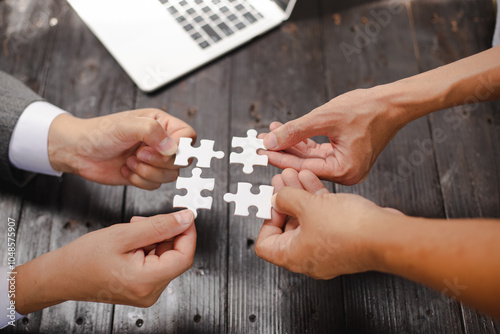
<box><xmin>67</xmin><ymin>0</ymin><xmax>297</xmax><ymax>92</ymax></box>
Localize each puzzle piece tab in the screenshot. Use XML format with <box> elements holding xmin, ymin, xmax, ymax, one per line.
<box><xmin>174</xmin><ymin>138</ymin><xmax>225</xmax><ymax>168</ymax></box>
<box><xmin>223</xmin><ymin>182</ymin><xmax>274</xmax><ymax>219</ymax></box>
<box><xmin>230</xmin><ymin>129</ymin><xmax>268</xmax><ymax>174</ymax></box>
<box><xmin>173</xmin><ymin>168</ymin><xmax>215</xmax><ymax>218</ymax></box>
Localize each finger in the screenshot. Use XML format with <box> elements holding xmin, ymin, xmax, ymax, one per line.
<box><xmin>271</xmin><ymin>187</ymin><xmax>314</xmax><ymax>222</ymax></box>
<box><xmin>126</xmin><ymin>157</ymin><xmax>179</xmax><ymax>184</ymax></box>
<box><xmin>137</xmin><ymin>147</ymin><xmax>177</xmax><ymax>169</ymax></box>
<box><xmin>298</xmin><ymin>170</ymin><xmax>330</xmax><ymax>195</ymax></box>
<box><xmin>130</xmin><ymin>216</ymin><xmax>158</xmax><ymax>253</ymax></box>
<box><xmin>122</xmin><ymin>210</ymin><xmax>194</xmax><ymax>250</ymax></box>
<box><xmin>284</xmin><ymin>218</ymin><xmax>299</xmax><ymax>232</ymax></box>
<box><xmin>269</xmin><ymin>121</ymin><xmax>283</xmax><ymax>131</ymax></box>
<box><xmin>271</xmin><ymin>174</ymin><xmax>286</xmax><ymax>191</ymax></box>
<box><xmin>269</xmin><ymin>121</ymin><xmax>309</xmax><ymax>146</ymax></box>
<box><xmin>255</xmin><ymin>224</ymin><xmax>294</xmax><ymax>267</ymax></box>
<box><xmin>263</xmin><ymin>114</ymin><xmax>322</xmax><ymax>151</ymax></box>
<box><xmin>281</xmin><ymin>168</ymin><xmax>302</xmax><ymax>189</ymax></box>
<box><xmin>264</xmin><ymin>151</ymin><xmax>341</xmax><ymax>182</ymax></box>
<box><xmin>157</xmin><ymin>223</ymin><xmax>197</xmax><ymax>277</ymax></box>
<box><xmin>130</xmin><ymin>216</ymin><xmax>147</xmax><ymax>223</ymax></box>
<box><xmin>155</xmin><ymin>238</ymin><xmax>175</xmax><ymax>257</ymax></box>
<box><xmin>121</xmin><ymin>115</ymin><xmax>178</xmax><ymax>156</ymax></box>
<box><xmin>383</xmin><ymin>207</ymin><xmax>406</xmax><ymax>216</ymax></box>
<box><xmin>121</xmin><ymin>166</ymin><xmax>162</xmax><ymax>190</ymax></box>
<box><xmin>129</xmin><ymin>108</ymin><xmax>197</xmax><ymax>143</ymax></box>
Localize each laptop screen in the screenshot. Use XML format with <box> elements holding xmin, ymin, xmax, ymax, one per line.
<box><xmin>274</xmin><ymin>0</ymin><xmax>290</xmax><ymax>11</ymax></box>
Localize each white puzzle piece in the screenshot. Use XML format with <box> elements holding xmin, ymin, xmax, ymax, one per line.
<box><xmin>230</xmin><ymin>129</ymin><xmax>268</xmax><ymax>174</ymax></box>
<box><xmin>173</xmin><ymin>168</ymin><xmax>215</xmax><ymax>218</ymax></box>
<box><xmin>223</xmin><ymin>182</ymin><xmax>274</xmax><ymax>219</ymax></box>
<box><xmin>174</xmin><ymin>138</ymin><xmax>225</xmax><ymax>168</ymax></box>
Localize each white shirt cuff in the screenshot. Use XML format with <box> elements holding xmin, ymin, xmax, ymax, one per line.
<box><xmin>8</xmin><ymin>101</ymin><xmax>68</xmax><ymax>176</ymax></box>
<box><xmin>0</xmin><ymin>267</ymin><xmax>23</xmax><ymax>329</ymax></box>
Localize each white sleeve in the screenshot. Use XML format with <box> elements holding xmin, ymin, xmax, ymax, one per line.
<box><xmin>8</xmin><ymin>101</ymin><xmax>68</xmax><ymax>176</ymax></box>
<box><xmin>0</xmin><ymin>267</ymin><xmax>23</xmax><ymax>329</ymax></box>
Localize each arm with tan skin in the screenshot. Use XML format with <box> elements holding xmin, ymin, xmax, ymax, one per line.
<box><xmin>13</xmin><ymin>210</ymin><xmax>196</xmax><ymax>315</ymax></box>
<box><xmin>261</xmin><ymin>46</ymin><xmax>500</xmax><ymax>184</ymax></box>
<box><xmin>48</xmin><ymin>108</ymin><xmax>196</xmax><ymax>190</ymax></box>
<box><xmin>255</xmin><ymin>169</ymin><xmax>500</xmax><ymax>319</ymax></box>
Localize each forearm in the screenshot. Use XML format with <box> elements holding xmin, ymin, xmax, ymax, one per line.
<box><xmin>14</xmin><ymin>250</ymin><xmax>67</xmax><ymax>314</ymax></box>
<box><xmin>369</xmin><ymin>215</ymin><xmax>500</xmax><ymax>317</ymax></box>
<box><xmin>379</xmin><ymin>46</ymin><xmax>500</xmax><ymax>124</ymax></box>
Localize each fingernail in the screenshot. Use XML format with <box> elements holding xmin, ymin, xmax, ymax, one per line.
<box><xmin>159</xmin><ymin>137</ymin><xmax>177</xmax><ymax>156</ymax></box>
<box><xmin>174</xmin><ymin>210</ymin><xmax>194</xmax><ymax>225</ymax></box>
<box><xmin>271</xmin><ymin>194</ymin><xmax>277</xmax><ymax>208</ymax></box>
<box><xmin>127</xmin><ymin>157</ymin><xmax>138</xmax><ymax>170</ymax></box>
<box><xmin>138</xmin><ymin>149</ymin><xmax>152</xmax><ymax>162</ymax></box>
<box><xmin>264</xmin><ymin>133</ymin><xmax>278</xmax><ymax>150</ymax></box>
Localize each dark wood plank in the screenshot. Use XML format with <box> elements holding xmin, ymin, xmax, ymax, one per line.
<box><xmin>228</xmin><ymin>1</ymin><xmax>344</xmax><ymax>333</ymax></box>
<box><xmin>0</xmin><ymin>4</ymin><xmax>25</xmax><ymax>315</ymax></box>
<box><xmin>0</xmin><ymin>1</ymin><xmax>64</xmax><ymax>332</ymax></box>
<box><xmin>410</xmin><ymin>0</ymin><xmax>500</xmax><ymax>332</ymax></box>
<box><xmin>36</xmin><ymin>0</ymin><xmax>135</xmax><ymax>330</ymax></box>
<box><xmin>321</xmin><ymin>0</ymin><xmax>466</xmax><ymax>332</ymax></box>
<box><xmin>1</xmin><ymin>0</ymin><xmax>134</xmax><ymax>332</ymax></box>
<box><xmin>111</xmin><ymin>58</ymin><xmax>231</xmax><ymax>333</ymax></box>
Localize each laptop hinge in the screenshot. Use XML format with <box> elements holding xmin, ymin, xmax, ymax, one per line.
<box><xmin>284</xmin><ymin>0</ymin><xmax>297</xmax><ymax>20</ymax></box>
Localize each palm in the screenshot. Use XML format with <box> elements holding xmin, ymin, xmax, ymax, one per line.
<box><xmin>264</xmin><ymin>138</ymin><xmax>344</xmax><ymax>180</ymax></box>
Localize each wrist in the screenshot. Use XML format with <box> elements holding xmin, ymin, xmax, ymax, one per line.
<box><xmin>14</xmin><ymin>251</ymin><xmax>67</xmax><ymax>314</ymax></box>
<box><xmin>365</xmin><ymin>213</ymin><xmax>429</xmax><ymax>275</ymax></box>
<box><xmin>372</xmin><ymin>74</ymin><xmax>452</xmax><ymax>125</ymax></box>
<box><xmin>48</xmin><ymin>114</ymin><xmax>84</xmax><ymax>174</ymax></box>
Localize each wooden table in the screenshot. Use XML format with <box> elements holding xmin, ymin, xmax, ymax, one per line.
<box><xmin>1</xmin><ymin>0</ymin><xmax>499</xmax><ymax>332</ymax></box>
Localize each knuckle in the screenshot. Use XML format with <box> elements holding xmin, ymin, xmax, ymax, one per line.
<box><xmin>254</xmin><ymin>241</ymin><xmax>264</xmax><ymax>258</ymax></box>
<box><xmin>282</xmin><ymin>123</ymin><xmax>301</xmax><ymax>142</ymax></box>
<box><xmin>165</xmin><ymin>169</ymin><xmax>179</xmax><ymax>183</ymax></box>
<box><xmin>149</xmin><ymin>216</ymin><xmax>170</xmax><ymax>236</ymax></box>
<box><xmin>130</xmin><ymin>284</ymin><xmax>155</xmax><ymax>301</ymax></box>
<box><xmin>143</xmin><ymin>118</ymin><xmax>162</xmax><ymax>134</ymax></box>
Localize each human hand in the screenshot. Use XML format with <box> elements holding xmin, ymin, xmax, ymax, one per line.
<box><xmin>14</xmin><ymin>210</ymin><xmax>196</xmax><ymax>314</ymax></box>
<box><xmin>48</xmin><ymin>108</ymin><xmax>196</xmax><ymax>190</ymax></box>
<box><xmin>261</xmin><ymin>88</ymin><xmax>406</xmax><ymax>185</ymax></box>
<box><xmin>255</xmin><ymin>168</ymin><xmax>403</xmax><ymax>279</ymax></box>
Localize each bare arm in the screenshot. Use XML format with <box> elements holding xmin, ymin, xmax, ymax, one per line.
<box><xmin>260</xmin><ymin>46</ymin><xmax>500</xmax><ymax>184</ymax></box>
<box><xmin>255</xmin><ymin>169</ymin><xmax>500</xmax><ymax>318</ymax></box>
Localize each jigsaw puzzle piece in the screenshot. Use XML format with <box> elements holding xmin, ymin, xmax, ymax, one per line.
<box><xmin>223</xmin><ymin>182</ymin><xmax>274</xmax><ymax>219</ymax></box>
<box><xmin>173</xmin><ymin>168</ymin><xmax>215</xmax><ymax>218</ymax></box>
<box><xmin>174</xmin><ymin>138</ymin><xmax>225</xmax><ymax>168</ymax></box>
<box><xmin>229</xmin><ymin>129</ymin><xmax>268</xmax><ymax>174</ymax></box>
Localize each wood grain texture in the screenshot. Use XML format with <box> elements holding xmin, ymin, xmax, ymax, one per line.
<box><xmin>1</xmin><ymin>0</ymin><xmax>132</xmax><ymax>333</ymax></box>
<box><xmin>1</xmin><ymin>1</ymin><xmax>65</xmax><ymax>332</ymax></box>
<box><xmin>35</xmin><ymin>1</ymin><xmax>134</xmax><ymax>333</ymax></box>
<box><xmin>410</xmin><ymin>0</ymin><xmax>500</xmax><ymax>332</ymax></box>
<box><xmin>111</xmin><ymin>55</ymin><xmax>232</xmax><ymax>334</ymax></box>
<box><xmin>321</xmin><ymin>0</ymin><xmax>466</xmax><ymax>332</ymax></box>
<box><xmin>228</xmin><ymin>1</ymin><xmax>344</xmax><ymax>333</ymax></box>
<box><xmin>0</xmin><ymin>0</ymin><xmax>498</xmax><ymax>332</ymax></box>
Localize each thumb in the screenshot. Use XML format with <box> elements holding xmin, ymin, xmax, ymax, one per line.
<box><xmin>272</xmin><ymin>187</ymin><xmax>315</xmax><ymax>222</ymax></box>
<box><xmin>123</xmin><ymin>116</ymin><xmax>178</xmax><ymax>156</ymax></box>
<box><xmin>263</xmin><ymin>114</ymin><xmax>320</xmax><ymax>151</ymax></box>
<box><xmin>121</xmin><ymin>210</ymin><xmax>194</xmax><ymax>250</ymax></box>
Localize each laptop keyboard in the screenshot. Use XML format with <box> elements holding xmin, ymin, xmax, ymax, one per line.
<box><xmin>158</xmin><ymin>0</ymin><xmax>264</xmax><ymax>49</ymax></box>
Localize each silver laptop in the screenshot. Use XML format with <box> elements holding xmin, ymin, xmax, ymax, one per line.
<box><xmin>67</xmin><ymin>0</ymin><xmax>297</xmax><ymax>92</ymax></box>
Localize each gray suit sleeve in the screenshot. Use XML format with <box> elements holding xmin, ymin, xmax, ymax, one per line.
<box><xmin>0</xmin><ymin>71</ymin><xmax>44</xmax><ymax>186</ymax></box>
